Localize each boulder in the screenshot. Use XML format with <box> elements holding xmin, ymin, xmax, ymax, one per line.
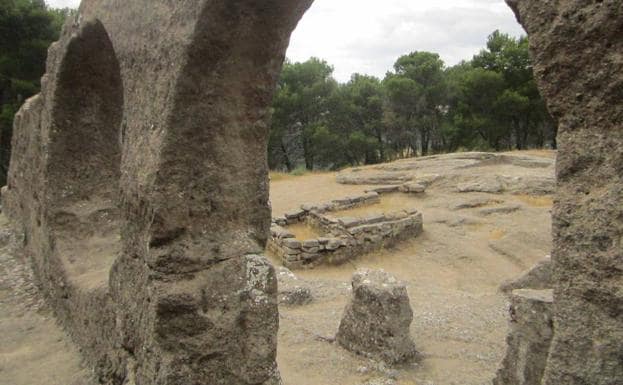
<box><xmin>500</xmin><ymin>255</ymin><xmax>552</xmax><ymax>294</ymax></box>
<box><xmin>493</xmin><ymin>289</ymin><xmax>554</xmax><ymax>385</ymax></box>
<box><xmin>337</xmin><ymin>269</ymin><xmax>417</xmax><ymax>364</ymax></box>
<box><xmin>399</xmin><ymin>182</ymin><xmax>426</xmax><ymax>193</ymax></box>
<box><xmin>275</xmin><ymin>267</ymin><xmax>312</xmax><ymax>306</ymax></box>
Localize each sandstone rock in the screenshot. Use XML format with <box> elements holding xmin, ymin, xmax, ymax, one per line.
<box><xmin>317</xmin><ymin>237</ymin><xmax>330</xmax><ymax>245</ymax></box>
<box><xmin>302</xmin><ymin>239</ymin><xmax>319</xmax><ymax>248</ymax></box>
<box><xmin>282</xmin><ymin>238</ymin><xmax>302</xmax><ymax>249</ymax></box>
<box><xmin>493</xmin><ymin>289</ymin><xmax>554</xmax><ymax>385</ymax></box>
<box><xmin>271</xmin><ymin>225</ymin><xmax>294</xmax><ymax>240</ymax></box>
<box><xmin>332</xmin><ymin>197</ymin><xmax>352</xmax><ymax>206</ymax></box>
<box><xmin>337</xmin><ymin>269</ymin><xmax>417</xmax><ymax>364</ymax></box>
<box><xmin>284</xmin><ymin>209</ymin><xmax>305</xmax><ymax>221</ymax></box>
<box><xmin>452</xmin><ymin>197</ymin><xmax>503</xmax><ymax>210</ymax></box>
<box><xmin>275</xmin><ymin>267</ymin><xmax>312</xmax><ymax>306</ymax></box>
<box><xmin>325</xmin><ymin>238</ymin><xmax>345</xmax><ymax>250</ymax></box>
<box><xmin>336</xmin><ymin>173</ymin><xmax>412</xmax><ymax>185</ymax></box>
<box><xmin>457</xmin><ymin>179</ymin><xmax>504</xmax><ymax>193</ymax></box>
<box><xmin>362</xmin><ymin>214</ymin><xmax>387</xmax><ymax>225</ymax></box>
<box><xmin>508</xmin><ymin>2</ymin><xmax>623</xmax><ymax>383</ymax></box>
<box><xmin>500</xmin><ymin>255</ymin><xmax>552</xmax><ymax>294</ymax></box>
<box><xmin>478</xmin><ymin>204</ymin><xmax>522</xmax><ymax>216</ymax></box>
<box><xmin>362</xmin><ymin>191</ymin><xmax>381</xmax><ymax>201</ymax></box>
<box><xmin>365</xmin><ymin>186</ymin><xmax>400</xmax><ymax>194</ymax></box>
<box><xmin>413</xmin><ymin>174</ymin><xmax>441</xmax><ymax>187</ymax></box>
<box><xmin>274</xmin><ymin>216</ymin><xmax>288</xmax><ymax>226</ymax></box>
<box><xmin>399</xmin><ymin>182</ymin><xmax>426</xmax><ymax>193</ymax></box>
<box><xmin>282</xmin><ymin>246</ymin><xmax>301</xmax><ymax>256</ymax></box>
<box><xmin>301</xmin><ymin>203</ymin><xmax>317</xmax><ymax>212</ymax></box>
<box><xmin>339</xmin><ymin>217</ymin><xmax>362</xmax><ymax>228</ymax></box>
<box><xmin>501</xmin><ymin>175</ymin><xmax>555</xmax><ymax>195</ymax></box>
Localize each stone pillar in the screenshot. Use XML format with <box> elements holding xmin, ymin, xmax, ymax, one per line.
<box><xmin>506</xmin><ymin>1</ymin><xmax>623</xmax><ymax>384</ymax></box>
<box><xmin>3</xmin><ymin>1</ymin><xmax>315</xmax><ymax>384</ymax></box>
<box><xmin>493</xmin><ymin>289</ymin><xmax>554</xmax><ymax>385</ymax></box>
<box><xmin>337</xmin><ymin>269</ymin><xmax>417</xmax><ymax>364</ymax></box>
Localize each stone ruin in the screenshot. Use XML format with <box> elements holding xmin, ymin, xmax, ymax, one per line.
<box><xmin>502</xmin><ymin>1</ymin><xmax>623</xmax><ymax>384</ymax></box>
<box><xmin>1</xmin><ymin>0</ymin><xmax>621</xmax><ymax>384</ymax></box>
<box><xmin>337</xmin><ymin>269</ymin><xmax>417</xmax><ymax>364</ymax></box>
<box><xmin>2</xmin><ymin>0</ymin><xmax>313</xmax><ymax>383</ymax></box>
<box><xmin>268</xmin><ymin>188</ymin><xmax>423</xmax><ymax>269</ymax></box>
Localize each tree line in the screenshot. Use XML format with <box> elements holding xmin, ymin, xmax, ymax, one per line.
<box><xmin>0</xmin><ymin>0</ymin><xmax>73</xmax><ymax>185</ymax></box>
<box><xmin>269</xmin><ymin>31</ymin><xmax>556</xmax><ymax>172</ymax></box>
<box><xmin>0</xmin><ymin>4</ymin><xmax>554</xmax><ymax>182</ymax></box>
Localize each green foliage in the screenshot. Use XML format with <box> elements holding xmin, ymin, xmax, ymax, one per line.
<box><xmin>269</xmin><ymin>31</ymin><xmax>555</xmax><ymax>171</ymax></box>
<box><xmin>290</xmin><ymin>165</ymin><xmax>308</xmax><ymax>176</ymax></box>
<box><xmin>0</xmin><ymin>0</ymin><xmax>69</xmax><ymax>184</ymax></box>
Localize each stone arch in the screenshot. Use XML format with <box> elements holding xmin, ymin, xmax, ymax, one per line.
<box><xmin>146</xmin><ymin>0</ymin><xmax>313</xmax><ymax>271</ymax></box>
<box><xmin>46</xmin><ymin>19</ymin><xmax>124</xmax><ymax>289</ymax></box>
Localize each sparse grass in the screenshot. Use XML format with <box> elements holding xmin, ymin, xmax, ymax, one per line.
<box><xmin>504</xmin><ymin>149</ymin><xmax>557</xmax><ymax>159</ymax></box>
<box><xmin>269</xmin><ymin>172</ymin><xmax>294</xmax><ymax>182</ymax></box>
<box><xmin>269</xmin><ymin>166</ymin><xmax>311</xmax><ymax>182</ymax></box>
<box><xmin>290</xmin><ymin>165</ymin><xmax>309</xmax><ymax>176</ymax></box>
<box><xmin>515</xmin><ymin>194</ymin><xmax>554</xmax><ymax>207</ymax></box>
<box><xmin>287</xmin><ymin>222</ymin><xmax>323</xmax><ymax>240</ymax></box>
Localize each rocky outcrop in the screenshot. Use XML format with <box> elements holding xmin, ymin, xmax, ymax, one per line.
<box><xmin>507</xmin><ymin>1</ymin><xmax>623</xmax><ymax>384</ymax></box>
<box><xmin>493</xmin><ymin>289</ymin><xmax>554</xmax><ymax>385</ymax></box>
<box><xmin>2</xmin><ymin>1</ymin><xmax>313</xmax><ymax>384</ymax></box>
<box><xmin>500</xmin><ymin>256</ymin><xmax>552</xmax><ymax>294</ymax></box>
<box><xmin>337</xmin><ymin>269</ymin><xmax>417</xmax><ymax>364</ymax></box>
<box><xmin>275</xmin><ymin>266</ymin><xmax>313</xmax><ymax>306</ymax></box>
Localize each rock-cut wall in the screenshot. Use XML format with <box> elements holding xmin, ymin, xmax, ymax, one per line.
<box><xmin>506</xmin><ymin>1</ymin><xmax>623</xmax><ymax>384</ymax></box>
<box><xmin>3</xmin><ymin>1</ymin><xmax>313</xmax><ymax>384</ymax></box>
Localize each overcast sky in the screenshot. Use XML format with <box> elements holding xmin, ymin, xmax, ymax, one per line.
<box><xmin>46</xmin><ymin>0</ymin><xmax>524</xmax><ymax>82</ymax></box>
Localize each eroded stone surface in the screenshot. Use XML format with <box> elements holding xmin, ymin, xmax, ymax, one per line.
<box><xmin>493</xmin><ymin>289</ymin><xmax>554</xmax><ymax>385</ymax></box>
<box><xmin>500</xmin><ymin>255</ymin><xmax>552</xmax><ymax>295</ymax></box>
<box><xmin>337</xmin><ymin>269</ymin><xmax>417</xmax><ymax>364</ymax></box>
<box><xmin>3</xmin><ymin>1</ymin><xmax>313</xmax><ymax>384</ymax></box>
<box><xmin>276</xmin><ymin>266</ymin><xmax>313</xmax><ymax>306</ymax></box>
<box><xmin>507</xmin><ymin>1</ymin><xmax>623</xmax><ymax>384</ymax></box>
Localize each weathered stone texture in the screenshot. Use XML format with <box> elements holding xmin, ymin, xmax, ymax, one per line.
<box><xmin>275</xmin><ymin>266</ymin><xmax>313</xmax><ymax>306</ymax></box>
<box><xmin>507</xmin><ymin>1</ymin><xmax>623</xmax><ymax>384</ymax></box>
<box><xmin>337</xmin><ymin>269</ymin><xmax>417</xmax><ymax>364</ymax></box>
<box><xmin>500</xmin><ymin>256</ymin><xmax>552</xmax><ymax>295</ymax></box>
<box><xmin>494</xmin><ymin>289</ymin><xmax>554</xmax><ymax>385</ymax></box>
<box><xmin>3</xmin><ymin>1</ymin><xmax>313</xmax><ymax>384</ymax></box>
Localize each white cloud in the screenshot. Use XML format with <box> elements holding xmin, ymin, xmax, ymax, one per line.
<box><xmin>287</xmin><ymin>0</ymin><xmax>525</xmax><ymax>81</ymax></box>
<box><xmin>45</xmin><ymin>0</ymin><xmax>525</xmax><ymax>82</ymax></box>
<box><xmin>46</xmin><ymin>0</ymin><xmax>80</xmax><ymax>8</ymax></box>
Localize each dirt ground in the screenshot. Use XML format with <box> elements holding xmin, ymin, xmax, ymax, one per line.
<box><xmin>0</xmin><ymin>150</ymin><xmax>555</xmax><ymax>385</ymax></box>
<box><xmin>0</xmin><ymin>216</ymin><xmax>95</xmax><ymax>385</ymax></box>
<box><xmin>270</xmin><ymin>151</ymin><xmax>554</xmax><ymax>385</ymax></box>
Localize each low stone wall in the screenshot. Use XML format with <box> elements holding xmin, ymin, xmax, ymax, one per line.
<box><xmin>268</xmin><ymin>192</ymin><xmax>423</xmax><ymax>269</ymax></box>
<box><xmin>273</xmin><ymin>191</ymin><xmax>381</xmax><ymax>226</ymax></box>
